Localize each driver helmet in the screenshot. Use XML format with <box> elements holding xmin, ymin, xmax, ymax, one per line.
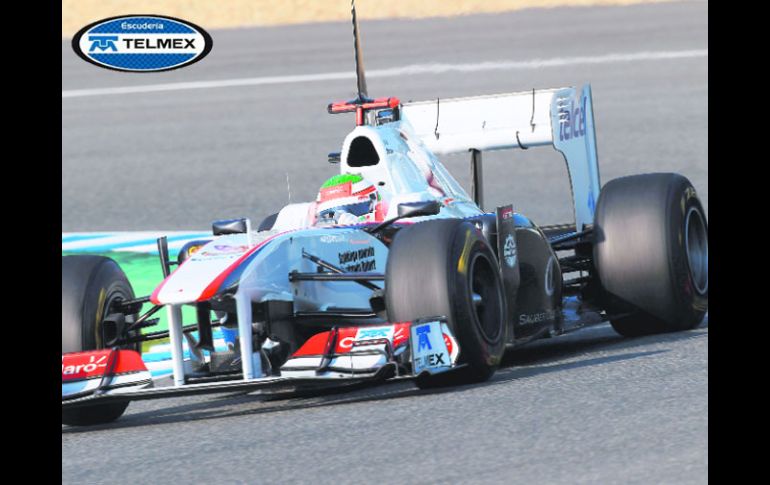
<box><xmin>315</xmin><ymin>173</ymin><xmax>384</xmax><ymax>224</ymax></box>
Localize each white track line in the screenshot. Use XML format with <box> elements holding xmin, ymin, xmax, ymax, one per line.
<box><xmin>62</xmin><ymin>49</ymin><xmax>707</xmax><ymax>98</ymax></box>
<box><xmin>62</xmin><ymin>231</ymin><xmax>208</xmax><ymax>251</ymax></box>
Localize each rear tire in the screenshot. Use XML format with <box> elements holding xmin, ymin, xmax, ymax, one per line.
<box><xmin>62</xmin><ymin>256</ymin><xmax>136</xmax><ymax>426</ymax></box>
<box><xmin>385</xmin><ymin>219</ymin><xmax>507</xmax><ymax>388</ymax></box>
<box><xmin>593</xmin><ymin>173</ymin><xmax>708</xmax><ymax>337</ymax></box>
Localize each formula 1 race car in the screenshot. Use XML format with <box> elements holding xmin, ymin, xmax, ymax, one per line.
<box><xmin>62</xmin><ymin>2</ymin><xmax>708</xmax><ymax>426</ymax></box>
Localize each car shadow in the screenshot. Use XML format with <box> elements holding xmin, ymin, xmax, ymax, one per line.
<box><xmin>502</xmin><ymin>318</ymin><xmax>707</xmax><ymax>368</ymax></box>
<box><xmin>62</xmin><ymin>321</ymin><xmax>707</xmax><ymax>434</ymax></box>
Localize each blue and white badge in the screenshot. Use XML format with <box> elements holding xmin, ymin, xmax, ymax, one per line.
<box><xmin>410</xmin><ymin>321</ymin><xmax>452</xmax><ymax>375</ymax></box>
<box><xmin>72</xmin><ymin>15</ymin><xmax>213</xmax><ymax>72</ymax></box>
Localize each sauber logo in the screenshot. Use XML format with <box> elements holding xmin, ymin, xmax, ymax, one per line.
<box><xmin>519</xmin><ymin>309</ymin><xmax>557</xmax><ymax>325</ymax></box>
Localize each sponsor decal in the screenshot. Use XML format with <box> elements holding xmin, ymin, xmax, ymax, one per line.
<box><xmin>338</xmin><ymin>246</ymin><xmax>376</xmax><ymax>272</ymax></box>
<box><xmin>357</xmin><ymin>327</ymin><xmax>391</xmax><ymax>339</ymax></box>
<box><xmin>334</xmin><ymin>328</ymin><xmax>359</xmax><ymax>353</ymax></box>
<box><xmin>441</xmin><ymin>324</ymin><xmax>459</xmax><ymax>363</ymax></box>
<box><xmin>194</xmin><ymin>253</ymin><xmax>239</xmax><ymax>261</ymax></box>
<box><xmin>291</xmin><ymin>325</ymin><xmax>414</xmax><ymax>358</ymax></box>
<box><xmin>62</xmin><ymin>353</ymin><xmax>108</xmax><ymax>379</ymax></box>
<box><xmin>410</xmin><ymin>321</ymin><xmax>452</xmax><ymax>375</ymax></box>
<box><xmin>62</xmin><ymin>350</ymin><xmax>146</xmax><ymax>381</ymax></box>
<box><xmin>72</xmin><ymin>15</ymin><xmax>213</xmax><ymax>72</ymax></box>
<box><xmin>392</xmin><ymin>324</ymin><xmax>410</xmax><ymax>348</ymax></box>
<box><xmin>558</xmin><ymin>95</ymin><xmax>587</xmax><ymax>142</ymax></box>
<box><xmin>500</xmin><ymin>207</ymin><xmax>514</xmax><ymax>220</ymax></box>
<box><xmin>519</xmin><ymin>309</ymin><xmax>558</xmax><ymax>326</ymax></box>
<box><xmin>199</xmin><ymin>244</ymin><xmax>249</xmax><ymax>257</ymax></box>
<box><xmin>457</xmin><ymin>228</ymin><xmax>474</xmax><ymax>275</ymax></box>
<box><xmin>416</xmin><ymin>326</ymin><xmax>432</xmax><ymax>351</ymax></box>
<box><xmin>319</xmin><ymin>183</ymin><xmax>352</xmax><ymax>201</ymax></box>
<box><xmin>417</xmin><ymin>352</ymin><xmax>446</xmax><ymax>366</ymax></box>
<box><xmin>503</xmin><ymin>234</ymin><xmax>517</xmax><ymax>268</ymax></box>
<box><xmin>320</xmin><ymin>234</ymin><xmax>347</xmax><ymax>244</ymax></box>
<box><xmin>544</xmin><ymin>256</ymin><xmax>556</xmax><ymax>296</ymax></box>
<box><xmin>213</xmin><ymin>245</ymin><xmax>248</xmax><ymax>253</ymax></box>
<box><xmin>353</xmin><ymin>326</ymin><xmax>394</xmax><ymax>348</ymax></box>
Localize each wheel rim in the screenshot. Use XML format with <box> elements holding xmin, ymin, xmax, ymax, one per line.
<box><xmin>684</xmin><ymin>206</ymin><xmax>708</xmax><ymax>294</ymax></box>
<box><xmin>469</xmin><ymin>252</ymin><xmax>503</xmax><ymax>342</ymax></box>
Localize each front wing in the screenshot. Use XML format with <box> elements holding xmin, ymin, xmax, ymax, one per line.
<box><xmin>62</xmin><ymin>317</ymin><xmax>460</xmax><ymax>409</ymax></box>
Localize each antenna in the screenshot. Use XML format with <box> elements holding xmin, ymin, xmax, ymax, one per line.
<box><xmin>327</xmin><ymin>1</ymin><xmax>401</xmax><ymax>126</ymax></box>
<box><xmin>286</xmin><ymin>171</ymin><xmax>292</xmax><ymax>203</ymax></box>
<box><xmin>351</xmin><ymin>0</ymin><xmax>369</xmax><ymax>102</ymax></box>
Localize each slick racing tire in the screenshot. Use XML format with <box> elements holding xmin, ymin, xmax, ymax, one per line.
<box><xmin>62</xmin><ymin>256</ymin><xmax>136</xmax><ymax>426</ymax></box>
<box><xmin>385</xmin><ymin>219</ymin><xmax>507</xmax><ymax>388</ymax></box>
<box><xmin>593</xmin><ymin>173</ymin><xmax>708</xmax><ymax>337</ymax></box>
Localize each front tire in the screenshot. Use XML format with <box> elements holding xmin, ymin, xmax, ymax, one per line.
<box><xmin>62</xmin><ymin>255</ymin><xmax>136</xmax><ymax>426</ymax></box>
<box><xmin>385</xmin><ymin>219</ymin><xmax>507</xmax><ymax>388</ymax></box>
<box><xmin>593</xmin><ymin>173</ymin><xmax>708</xmax><ymax>337</ymax></box>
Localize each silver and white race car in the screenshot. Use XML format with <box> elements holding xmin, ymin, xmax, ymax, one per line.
<box><xmin>62</xmin><ymin>3</ymin><xmax>708</xmax><ymax>426</ymax></box>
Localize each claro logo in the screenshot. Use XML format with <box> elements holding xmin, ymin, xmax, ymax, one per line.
<box><xmin>62</xmin><ymin>354</ymin><xmax>107</xmax><ymax>377</ymax></box>
<box><xmin>72</xmin><ymin>15</ymin><xmax>213</xmax><ymax>72</ymax></box>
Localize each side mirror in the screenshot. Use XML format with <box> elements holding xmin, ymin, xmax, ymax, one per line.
<box><xmin>397</xmin><ymin>200</ymin><xmax>442</xmax><ymax>218</ymax></box>
<box><xmin>366</xmin><ymin>200</ymin><xmax>442</xmax><ymax>234</ymax></box>
<box><xmin>213</xmin><ymin>218</ymin><xmax>249</xmax><ymax>236</ymax></box>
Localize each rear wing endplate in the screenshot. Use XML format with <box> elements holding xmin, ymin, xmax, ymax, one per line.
<box><xmin>400</xmin><ymin>84</ymin><xmax>601</xmax><ymax>230</ymax></box>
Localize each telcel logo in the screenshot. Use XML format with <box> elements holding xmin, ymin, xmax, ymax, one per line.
<box><xmin>558</xmin><ymin>96</ymin><xmax>587</xmax><ymax>142</ymax></box>
<box><xmin>72</xmin><ymin>15</ymin><xmax>213</xmax><ymax>72</ymax></box>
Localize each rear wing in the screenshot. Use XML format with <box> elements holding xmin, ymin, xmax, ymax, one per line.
<box><xmin>400</xmin><ymin>84</ymin><xmax>601</xmax><ymax>230</ymax></box>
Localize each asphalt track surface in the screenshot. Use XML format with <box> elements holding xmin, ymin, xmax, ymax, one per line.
<box><xmin>62</xmin><ymin>1</ymin><xmax>708</xmax><ymax>483</ymax></box>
